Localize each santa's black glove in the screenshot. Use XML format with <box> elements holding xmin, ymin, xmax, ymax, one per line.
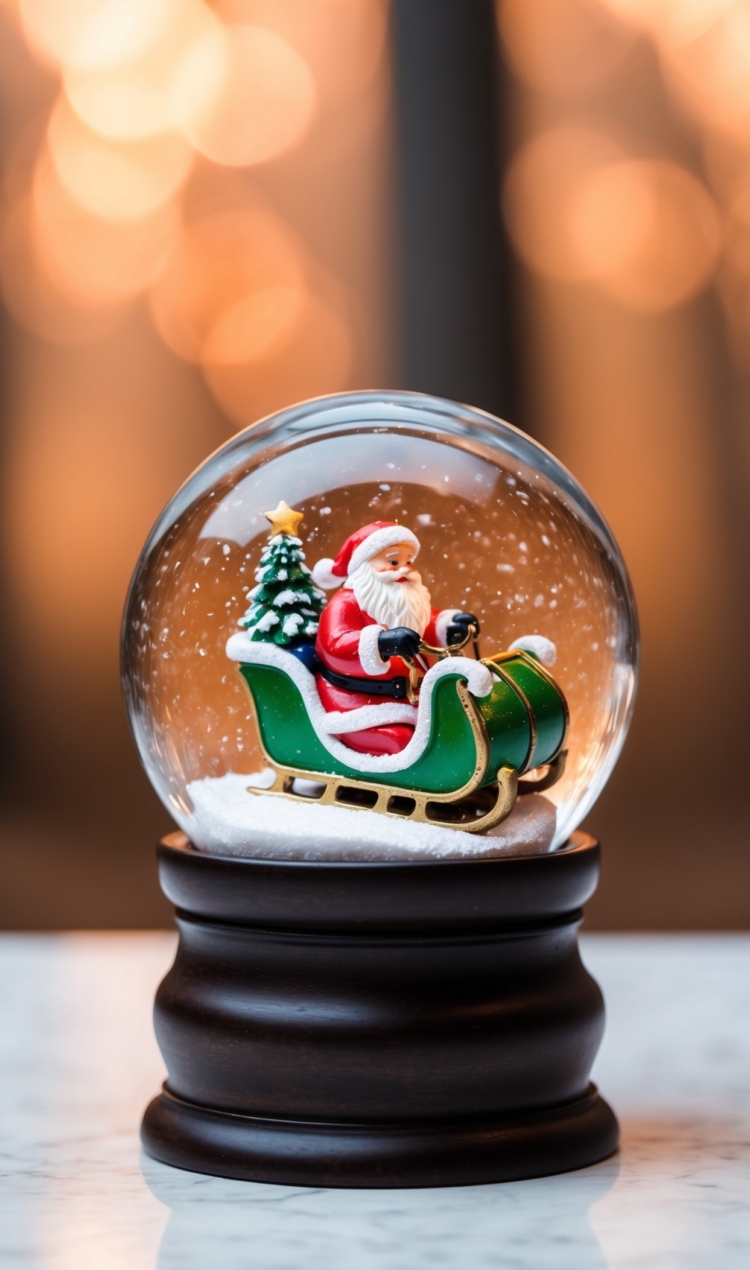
<box><xmin>445</xmin><ymin>611</ymin><xmax>480</xmax><ymax>646</ymax></box>
<box><xmin>378</xmin><ymin>627</ymin><xmax>421</xmax><ymax>661</ymax></box>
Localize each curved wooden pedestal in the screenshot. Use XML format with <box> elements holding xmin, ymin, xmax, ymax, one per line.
<box><xmin>142</xmin><ymin>832</ymin><xmax>618</xmax><ymax>1187</ymax></box>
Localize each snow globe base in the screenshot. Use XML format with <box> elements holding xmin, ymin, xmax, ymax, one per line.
<box><xmin>140</xmin><ymin>831</ymin><xmax>618</xmax><ymax>1187</ymax></box>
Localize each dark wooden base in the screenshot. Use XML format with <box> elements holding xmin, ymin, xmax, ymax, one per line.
<box><xmin>142</xmin><ymin>1082</ymin><xmax>617</xmax><ymax>1188</ymax></box>
<box><xmin>142</xmin><ymin>831</ymin><xmax>618</xmax><ymax>1187</ymax></box>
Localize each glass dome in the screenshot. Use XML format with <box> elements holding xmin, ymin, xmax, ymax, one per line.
<box><xmin>122</xmin><ymin>391</ymin><xmax>638</xmax><ymax>857</ymax></box>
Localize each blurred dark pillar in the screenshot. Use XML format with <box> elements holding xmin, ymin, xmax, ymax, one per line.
<box><xmin>390</xmin><ymin>0</ymin><xmax>514</xmax><ymax>420</ymax></box>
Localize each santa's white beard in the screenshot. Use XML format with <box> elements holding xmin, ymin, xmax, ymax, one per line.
<box><xmin>347</xmin><ymin>562</ymin><xmax>432</xmax><ymax>635</ymax></box>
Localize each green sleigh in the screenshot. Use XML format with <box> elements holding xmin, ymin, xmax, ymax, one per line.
<box><xmin>226</xmin><ymin>631</ymin><xmax>568</xmax><ymax>833</ymax></box>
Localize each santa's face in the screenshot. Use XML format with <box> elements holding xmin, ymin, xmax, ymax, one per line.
<box><xmin>369</xmin><ymin>542</ymin><xmax>415</xmax><ymax>573</ymax></box>
<box><xmin>347</xmin><ymin>543</ymin><xmax>432</xmax><ymax>635</ymax></box>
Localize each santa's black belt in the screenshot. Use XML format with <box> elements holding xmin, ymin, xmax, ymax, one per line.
<box><xmin>316</xmin><ymin>664</ymin><xmax>410</xmax><ymax>700</ymax></box>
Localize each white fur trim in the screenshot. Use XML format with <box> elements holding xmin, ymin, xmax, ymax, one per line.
<box><xmin>225</xmin><ymin>633</ymin><xmax>493</xmax><ymax>775</ymax></box>
<box><xmin>311</xmin><ymin>558</ymin><xmax>342</xmax><ymax>590</ymax></box>
<box><xmin>324</xmin><ymin>703</ymin><xmax>419</xmax><ymax>733</ymax></box>
<box><xmin>358</xmin><ymin>624</ymin><xmax>389</xmax><ymax>676</ymax></box>
<box><xmin>348</xmin><ymin>526</ymin><xmax>419</xmax><ymax>576</ymax></box>
<box><xmin>510</xmin><ymin>634</ymin><xmax>557</xmax><ymax>668</ymax></box>
<box><xmin>435</xmin><ymin>609</ymin><xmax>461</xmax><ymax>647</ymax></box>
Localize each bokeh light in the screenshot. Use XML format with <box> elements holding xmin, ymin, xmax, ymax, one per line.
<box><xmin>0</xmin><ymin>196</ymin><xmax>132</xmax><ymax>343</ymax></box>
<box><xmin>47</xmin><ymin>96</ymin><xmax>194</xmax><ymax>221</ymax></box>
<box><xmin>502</xmin><ymin>126</ymin><xmax>626</xmax><ymax>281</ymax></box>
<box><xmin>202</xmin><ymin>286</ymin><xmax>307</xmax><ymax>365</ymax></box>
<box><xmin>202</xmin><ymin>288</ymin><xmax>352</xmax><ymax>424</ymax></box>
<box><xmin>149</xmin><ymin>206</ymin><xmax>306</xmax><ymax>362</ymax></box>
<box><xmin>569</xmin><ymin>159</ymin><xmax>721</xmax><ymax>309</ymax></box>
<box><xmin>594</xmin><ymin>2</ymin><xmax>750</xmax><ymax>147</ymax></box>
<box><xmin>662</xmin><ymin>5</ymin><xmax>750</xmax><ymax>144</ymax></box>
<box><xmin>504</xmin><ymin>128</ymin><xmax>720</xmax><ymax>309</ymax></box>
<box><xmin>31</xmin><ymin>150</ymin><xmax>177</xmax><ymax>308</ymax></box>
<box><xmin>63</xmin><ymin>0</ymin><xmax>221</xmax><ymax>140</ymax></box>
<box><xmin>18</xmin><ymin>0</ymin><xmax>170</xmax><ymax>72</ymax></box>
<box><xmin>171</xmin><ymin>23</ymin><xmax>317</xmax><ymax>167</ymax></box>
<box><xmin>567</xmin><ymin>160</ymin><xmax>653</xmax><ymax>278</ymax></box>
<box><xmin>598</xmin><ymin>0</ymin><xmax>736</xmax><ymax>46</ymax></box>
<box><xmin>498</xmin><ymin>0</ymin><xmax>635</xmax><ymax>98</ymax></box>
<box><xmin>217</xmin><ymin>0</ymin><xmax>387</xmax><ymax>108</ymax></box>
<box><xmin>3</xmin><ymin>0</ymin><xmax>362</xmax><ymax>426</ymax></box>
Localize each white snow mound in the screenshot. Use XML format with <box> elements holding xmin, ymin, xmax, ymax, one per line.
<box><xmin>178</xmin><ymin>771</ymin><xmax>558</xmax><ymax>861</ymax></box>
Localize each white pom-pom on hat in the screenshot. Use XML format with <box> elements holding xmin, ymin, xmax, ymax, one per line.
<box><xmin>311</xmin><ymin>558</ymin><xmax>342</xmax><ymax>591</ymax></box>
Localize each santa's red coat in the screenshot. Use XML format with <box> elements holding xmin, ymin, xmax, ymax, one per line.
<box><xmin>314</xmin><ymin>588</ymin><xmax>450</xmax><ymax>756</ymax></box>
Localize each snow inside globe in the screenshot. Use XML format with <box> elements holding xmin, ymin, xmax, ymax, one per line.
<box><xmin>122</xmin><ymin>391</ymin><xmax>638</xmax><ymax>861</ymax></box>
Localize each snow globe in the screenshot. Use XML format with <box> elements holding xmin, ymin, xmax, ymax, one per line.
<box><xmin>127</xmin><ymin>391</ymin><xmax>636</xmax><ymax>1186</ymax></box>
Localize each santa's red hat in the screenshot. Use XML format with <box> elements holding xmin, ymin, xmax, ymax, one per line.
<box><xmin>312</xmin><ymin>521</ymin><xmax>420</xmax><ymax>591</ymax></box>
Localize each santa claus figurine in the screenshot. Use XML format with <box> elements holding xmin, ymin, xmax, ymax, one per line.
<box><xmin>311</xmin><ymin>521</ymin><xmax>480</xmax><ymax>757</ymax></box>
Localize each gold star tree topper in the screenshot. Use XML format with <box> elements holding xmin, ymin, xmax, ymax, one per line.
<box><xmin>264</xmin><ymin>500</ymin><xmax>304</xmax><ymax>537</ymax></box>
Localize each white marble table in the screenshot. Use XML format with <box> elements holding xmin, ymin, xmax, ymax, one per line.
<box><xmin>1</xmin><ymin>933</ymin><xmax>748</xmax><ymax>1269</ymax></box>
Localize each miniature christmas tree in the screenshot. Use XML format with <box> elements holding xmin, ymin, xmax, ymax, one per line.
<box><xmin>240</xmin><ymin>501</ymin><xmax>325</xmax><ymax>646</ymax></box>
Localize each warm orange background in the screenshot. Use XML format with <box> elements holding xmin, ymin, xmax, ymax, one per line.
<box><xmin>1</xmin><ymin>0</ymin><xmax>748</xmax><ymax>928</ymax></box>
